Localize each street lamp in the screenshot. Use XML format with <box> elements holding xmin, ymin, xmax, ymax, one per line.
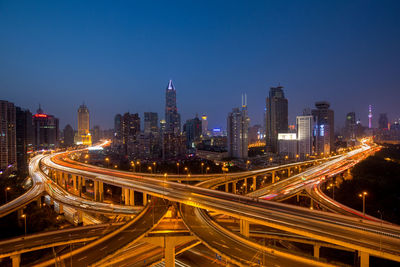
<box><xmin>136</xmin><ymin>161</ymin><xmax>141</xmax><ymax>172</ymax></box>
<box><xmin>246</xmin><ymin>160</ymin><xmax>250</xmax><ymax>170</ymax></box>
<box><xmin>176</xmin><ymin>162</ymin><xmax>180</xmax><ymax>175</ymax></box>
<box><xmin>5</xmin><ymin>187</ymin><xmax>10</xmax><ymax>203</ymax></box>
<box><xmin>201</xmin><ymin>162</ymin><xmax>204</xmax><ymax>174</ymax></box>
<box><xmin>105</xmin><ymin>157</ymin><xmax>110</xmax><ymax>168</ymax></box>
<box><xmin>206</xmin><ymin>167</ymin><xmax>210</xmax><ymax>174</ymax></box>
<box><xmin>148</xmin><ymin>166</ymin><xmax>152</xmax><ymax>174</ymax></box>
<box><xmin>21</xmin><ymin>214</ymin><xmax>27</xmax><ymax>236</ymax></box>
<box><xmin>358</xmin><ymin>191</ymin><xmax>368</xmax><ymax>216</ymax></box>
<box><xmin>184</xmin><ymin>167</ymin><xmax>189</xmax><ymax>174</ymax></box>
<box><xmin>131</xmin><ymin>161</ymin><xmax>135</xmax><ymax>172</ymax></box>
<box><xmin>329</xmin><ymin>183</ymin><xmax>335</xmax><ymax>199</ymax></box>
<box><xmin>153</xmin><ymin>162</ymin><xmax>156</xmax><ymax>173</ymax></box>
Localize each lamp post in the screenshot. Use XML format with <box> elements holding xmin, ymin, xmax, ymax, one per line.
<box><xmin>5</xmin><ymin>187</ymin><xmax>10</xmax><ymax>203</ymax></box>
<box><xmin>201</xmin><ymin>162</ymin><xmax>204</xmax><ymax>174</ymax></box>
<box><xmin>358</xmin><ymin>191</ymin><xmax>368</xmax><ymax>216</ymax></box>
<box><xmin>246</xmin><ymin>160</ymin><xmax>250</xmax><ymax>171</ymax></box>
<box><xmin>21</xmin><ymin>214</ymin><xmax>27</xmax><ymax>236</ymax></box>
<box><xmin>206</xmin><ymin>167</ymin><xmax>210</xmax><ymax>174</ymax></box>
<box><xmin>131</xmin><ymin>161</ymin><xmax>135</xmax><ymax>172</ymax></box>
<box><xmin>153</xmin><ymin>162</ymin><xmax>156</xmax><ymax>173</ymax></box>
<box><xmin>105</xmin><ymin>157</ymin><xmax>110</xmax><ymax>168</ymax></box>
<box><xmin>148</xmin><ymin>166</ymin><xmax>152</xmax><ymax>174</ymax></box>
<box><xmin>378</xmin><ymin>210</ymin><xmax>383</xmax><ymax>251</ymax></box>
<box><xmin>176</xmin><ymin>162</ymin><xmax>180</xmax><ymax>175</ymax></box>
<box><xmin>329</xmin><ymin>183</ymin><xmax>335</xmax><ymax>200</ymax></box>
<box><xmin>136</xmin><ymin>161</ymin><xmax>141</xmax><ymax>172</ymax></box>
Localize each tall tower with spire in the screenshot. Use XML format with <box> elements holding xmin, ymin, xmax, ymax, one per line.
<box><xmin>368</xmin><ymin>105</ymin><xmax>372</xmax><ymax>129</ymax></box>
<box><xmin>165</xmin><ymin>80</ymin><xmax>181</xmax><ymax>134</ymax></box>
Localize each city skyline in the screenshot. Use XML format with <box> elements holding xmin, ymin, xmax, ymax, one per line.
<box><xmin>1</xmin><ymin>1</ymin><xmax>400</xmax><ymax>130</ymax></box>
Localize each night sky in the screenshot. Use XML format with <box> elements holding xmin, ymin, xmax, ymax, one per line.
<box><xmin>1</xmin><ymin>0</ymin><xmax>399</xmax><ymax>131</ymax></box>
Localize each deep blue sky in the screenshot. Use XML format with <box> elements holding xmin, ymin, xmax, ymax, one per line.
<box><xmin>1</xmin><ymin>0</ymin><xmax>399</xmax><ymax>131</ymax></box>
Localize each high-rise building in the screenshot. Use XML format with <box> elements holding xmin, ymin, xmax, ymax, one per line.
<box><xmin>92</xmin><ymin>125</ymin><xmax>101</xmax><ymax>144</ymax></box>
<box><xmin>345</xmin><ymin>112</ymin><xmax>356</xmax><ymax>141</ymax></box>
<box><xmin>0</xmin><ymin>100</ymin><xmax>17</xmax><ymax>171</ymax></box>
<box><xmin>120</xmin><ymin>112</ymin><xmax>140</xmax><ymax>156</ymax></box>
<box><xmin>201</xmin><ymin>115</ymin><xmax>208</xmax><ymax>136</ymax></box>
<box><xmin>165</xmin><ymin>80</ymin><xmax>181</xmax><ymax>134</ymax></box>
<box><xmin>312</xmin><ymin>101</ymin><xmax>334</xmax><ymax>154</ymax></box>
<box><xmin>278</xmin><ymin>133</ymin><xmax>298</xmax><ymax>158</ymax></box>
<box><xmin>63</xmin><ymin>124</ymin><xmax>75</xmax><ymax>147</ymax></box>
<box><xmin>77</xmin><ymin>103</ymin><xmax>90</xmax><ymax>145</ymax></box>
<box><xmin>227</xmin><ymin>96</ymin><xmax>249</xmax><ymax>159</ymax></box>
<box><xmin>378</xmin><ymin>113</ymin><xmax>388</xmax><ymax>130</ymax></box>
<box><xmin>296</xmin><ymin>115</ymin><xmax>313</xmax><ymax>159</ymax></box>
<box><xmin>144</xmin><ymin>112</ymin><xmax>158</xmax><ymax>135</ymax></box>
<box><xmin>16</xmin><ymin>107</ymin><xmax>33</xmax><ymax>173</ymax></box>
<box><xmin>32</xmin><ymin>106</ymin><xmax>59</xmax><ymax>150</ymax></box>
<box><xmin>265</xmin><ymin>85</ymin><xmax>288</xmax><ymax>153</ymax></box>
<box><xmin>183</xmin><ymin>116</ymin><xmax>202</xmax><ymax>149</ymax></box>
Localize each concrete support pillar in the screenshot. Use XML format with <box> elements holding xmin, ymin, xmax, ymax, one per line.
<box><xmin>17</xmin><ymin>209</ymin><xmax>23</xmax><ymax>227</ymax></box>
<box><xmin>165</xmin><ymin>237</ymin><xmax>176</xmax><ymax>267</ymax></box>
<box><xmin>225</xmin><ymin>183</ymin><xmax>229</xmax><ymax>193</ymax></box>
<box><xmin>310</xmin><ymin>198</ymin><xmax>314</xmax><ymax>209</ymax></box>
<box><xmin>50</xmin><ymin>197</ymin><xmax>54</xmax><ymax>206</ymax></box>
<box><xmin>143</xmin><ymin>193</ymin><xmax>148</xmax><ymax>206</ymax></box>
<box><xmin>11</xmin><ymin>254</ymin><xmax>21</xmax><ymax>267</ymax></box>
<box><xmin>77</xmin><ymin>176</ymin><xmax>82</xmax><ymax>197</ymax></box>
<box><xmin>94</xmin><ymin>180</ymin><xmax>99</xmax><ymax>201</ymax></box>
<box><xmin>232</xmin><ymin>182</ymin><xmax>237</xmax><ymax>194</ymax></box>
<box><xmin>98</xmin><ymin>181</ymin><xmax>104</xmax><ymax>202</ymax></box>
<box><xmin>130</xmin><ymin>189</ymin><xmax>135</xmax><ymax>206</ymax></box>
<box><xmin>287</xmin><ymin>168</ymin><xmax>291</xmax><ymax>177</ymax></box>
<box><xmin>124</xmin><ymin>188</ymin><xmax>130</xmax><ymax>205</ymax></box>
<box><xmin>313</xmin><ymin>244</ymin><xmax>320</xmax><ymax>259</ymax></box>
<box><xmin>240</xmin><ymin>219</ymin><xmax>250</xmax><ymax>237</ymax></box>
<box><xmin>252</xmin><ymin>176</ymin><xmax>256</xmax><ymax>190</ymax></box>
<box><xmin>272</xmin><ymin>171</ymin><xmax>276</xmax><ymax>183</ymax></box>
<box><xmin>297</xmin><ymin>193</ymin><xmax>300</xmax><ymax>202</ymax></box>
<box><xmin>359</xmin><ymin>251</ymin><xmax>369</xmax><ymax>267</ymax></box>
<box><xmin>58</xmin><ymin>203</ymin><xmax>64</xmax><ymax>214</ymax></box>
<box><xmin>82</xmin><ymin>177</ymin><xmax>86</xmax><ymax>186</ymax></box>
<box><xmin>72</xmin><ymin>175</ymin><xmax>77</xmax><ymax>191</ymax></box>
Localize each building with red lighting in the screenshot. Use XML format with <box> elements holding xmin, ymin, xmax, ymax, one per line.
<box><xmin>32</xmin><ymin>106</ymin><xmax>59</xmax><ymax>150</ymax></box>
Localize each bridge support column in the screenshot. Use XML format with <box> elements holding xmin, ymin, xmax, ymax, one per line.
<box><xmin>99</xmin><ymin>181</ymin><xmax>104</xmax><ymax>202</ymax></box>
<box><xmin>297</xmin><ymin>193</ymin><xmax>300</xmax><ymax>202</ymax></box>
<box><xmin>58</xmin><ymin>203</ymin><xmax>64</xmax><ymax>214</ymax></box>
<box><xmin>17</xmin><ymin>209</ymin><xmax>23</xmax><ymax>227</ymax></box>
<box><xmin>165</xmin><ymin>236</ymin><xmax>175</xmax><ymax>267</ymax></box>
<box><xmin>313</xmin><ymin>244</ymin><xmax>320</xmax><ymax>259</ymax></box>
<box><xmin>36</xmin><ymin>196</ymin><xmax>42</xmax><ymax>207</ymax></box>
<box><xmin>11</xmin><ymin>254</ymin><xmax>21</xmax><ymax>267</ymax></box>
<box><xmin>94</xmin><ymin>181</ymin><xmax>99</xmax><ymax>201</ymax></box>
<box><xmin>240</xmin><ymin>219</ymin><xmax>250</xmax><ymax>237</ymax></box>
<box><xmin>272</xmin><ymin>171</ymin><xmax>276</xmax><ymax>183</ymax></box>
<box><xmin>359</xmin><ymin>251</ymin><xmax>369</xmax><ymax>267</ymax></box>
<box><xmin>130</xmin><ymin>189</ymin><xmax>135</xmax><ymax>206</ymax></box>
<box><xmin>232</xmin><ymin>182</ymin><xmax>237</xmax><ymax>194</ymax></box>
<box><xmin>310</xmin><ymin>198</ymin><xmax>314</xmax><ymax>209</ymax></box>
<box><xmin>143</xmin><ymin>193</ymin><xmax>148</xmax><ymax>205</ymax></box>
<box><xmin>76</xmin><ymin>210</ymin><xmax>83</xmax><ymax>226</ymax></box>
<box><xmin>124</xmin><ymin>188</ymin><xmax>129</xmax><ymax>205</ymax></box>
<box><xmin>225</xmin><ymin>183</ymin><xmax>229</xmax><ymax>193</ymax></box>
<box><xmin>287</xmin><ymin>168</ymin><xmax>291</xmax><ymax>177</ymax></box>
<box><xmin>252</xmin><ymin>176</ymin><xmax>256</xmax><ymax>190</ymax></box>
<box><xmin>72</xmin><ymin>175</ymin><xmax>77</xmax><ymax>192</ymax></box>
<box><xmin>77</xmin><ymin>176</ymin><xmax>82</xmax><ymax>196</ymax></box>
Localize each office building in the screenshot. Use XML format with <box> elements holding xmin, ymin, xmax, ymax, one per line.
<box><xmin>77</xmin><ymin>103</ymin><xmax>91</xmax><ymax>145</ymax></box>
<box><xmin>278</xmin><ymin>133</ymin><xmax>298</xmax><ymax>158</ymax></box>
<box><xmin>144</xmin><ymin>112</ymin><xmax>158</xmax><ymax>135</ymax></box>
<box><xmin>265</xmin><ymin>85</ymin><xmax>288</xmax><ymax>153</ymax></box>
<box><xmin>227</xmin><ymin>96</ymin><xmax>249</xmax><ymax>159</ymax></box>
<box><xmin>312</xmin><ymin>101</ymin><xmax>334</xmax><ymax>154</ymax></box>
<box><xmin>296</xmin><ymin>115</ymin><xmax>313</xmax><ymax>159</ymax></box>
<box><xmin>120</xmin><ymin>112</ymin><xmax>140</xmax><ymax>156</ymax></box>
<box><xmin>0</xmin><ymin>100</ymin><xmax>16</xmax><ymax>171</ymax></box>
<box><xmin>165</xmin><ymin>80</ymin><xmax>181</xmax><ymax>134</ymax></box>
<box><xmin>63</xmin><ymin>124</ymin><xmax>75</xmax><ymax>147</ymax></box>
<box><xmin>16</xmin><ymin>107</ymin><xmax>33</xmax><ymax>172</ymax></box>
<box><xmin>378</xmin><ymin>113</ymin><xmax>388</xmax><ymax>130</ymax></box>
<box><xmin>201</xmin><ymin>115</ymin><xmax>208</xmax><ymax>136</ymax></box>
<box><xmin>183</xmin><ymin>116</ymin><xmax>202</xmax><ymax>149</ymax></box>
<box><xmin>345</xmin><ymin>112</ymin><xmax>356</xmax><ymax>141</ymax></box>
<box><xmin>32</xmin><ymin>106</ymin><xmax>59</xmax><ymax>150</ymax></box>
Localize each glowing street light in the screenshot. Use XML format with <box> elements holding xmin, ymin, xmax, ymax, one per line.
<box><xmin>201</xmin><ymin>162</ymin><xmax>204</xmax><ymax>174</ymax></box>
<box><xmin>206</xmin><ymin>167</ymin><xmax>210</xmax><ymax>174</ymax></box>
<box><xmin>4</xmin><ymin>187</ymin><xmax>11</xmax><ymax>203</ymax></box>
<box><xmin>176</xmin><ymin>162</ymin><xmax>180</xmax><ymax>175</ymax></box>
<box><xmin>359</xmin><ymin>191</ymin><xmax>368</xmax><ymax>216</ymax></box>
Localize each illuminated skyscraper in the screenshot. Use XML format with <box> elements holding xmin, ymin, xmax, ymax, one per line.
<box><xmin>144</xmin><ymin>112</ymin><xmax>158</xmax><ymax>135</ymax></box>
<box><xmin>265</xmin><ymin>85</ymin><xmax>288</xmax><ymax>153</ymax></box>
<box><xmin>77</xmin><ymin>103</ymin><xmax>90</xmax><ymax>145</ymax></box>
<box><xmin>227</xmin><ymin>95</ymin><xmax>249</xmax><ymax>159</ymax></box>
<box><xmin>312</xmin><ymin>101</ymin><xmax>334</xmax><ymax>154</ymax></box>
<box><xmin>165</xmin><ymin>80</ymin><xmax>181</xmax><ymax>134</ymax></box>
<box><xmin>201</xmin><ymin>115</ymin><xmax>208</xmax><ymax>136</ymax></box>
<box><xmin>296</xmin><ymin>115</ymin><xmax>313</xmax><ymax>158</ymax></box>
<box><xmin>0</xmin><ymin>100</ymin><xmax>16</xmax><ymax>171</ymax></box>
<box><xmin>32</xmin><ymin>106</ymin><xmax>59</xmax><ymax>150</ymax></box>
<box><xmin>16</xmin><ymin>107</ymin><xmax>33</xmax><ymax>172</ymax></box>
<box><xmin>345</xmin><ymin>112</ymin><xmax>356</xmax><ymax>141</ymax></box>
